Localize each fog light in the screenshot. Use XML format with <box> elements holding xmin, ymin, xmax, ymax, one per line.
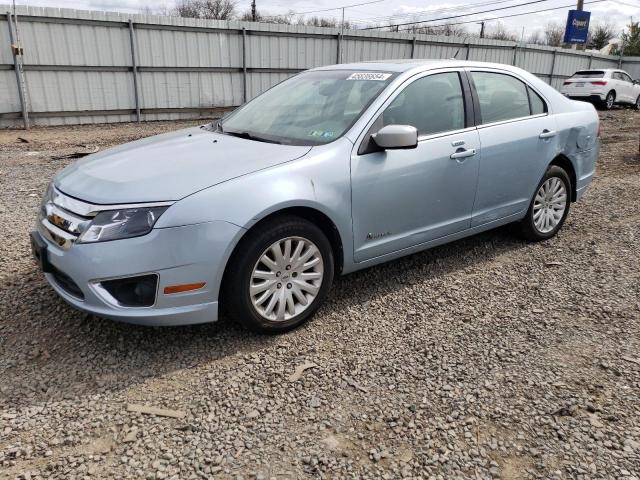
<box><xmin>100</xmin><ymin>274</ymin><xmax>158</xmax><ymax>307</ymax></box>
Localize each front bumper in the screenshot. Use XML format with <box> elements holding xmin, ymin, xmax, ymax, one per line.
<box><xmin>32</xmin><ymin>220</ymin><xmax>242</xmax><ymax>326</ymax></box>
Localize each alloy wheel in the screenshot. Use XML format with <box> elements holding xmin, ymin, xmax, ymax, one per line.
<box><xmin>533</xmin><ymin>177</ymin><xmax>568</xmax><ymax>234</ymax></box>
<box><xmin>249</xmin><ymin>236</ymin><xmax>324</xmax><ymax>322</ymax></box>
<box><xmin>606</xmin><ymin>93</ymin><xmax>614</xmax><ymax>109</ymax></box>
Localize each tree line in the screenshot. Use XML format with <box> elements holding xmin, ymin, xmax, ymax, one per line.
<box><xmin>144</xmin><ymin>1</ymin><xmax>639</xmax><ymax>55</ymax></box>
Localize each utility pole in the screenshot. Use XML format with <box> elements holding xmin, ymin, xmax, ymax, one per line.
<box><xmin>572</xmin><ymin>0</ymin><xmax>583</xmax><ymax>50</ymax></box>
<box><xmin>251</xmin><ymin>0</ymin><xmax>256</xmax><ymax>21</ymax></box>
<box><xmin>478</xmin><ymin>21</ymin><xmax>485</xmax><ymax>38</ymax></box>
<box><xmin>340</xmin><ymin>7</ymin><xmax>345</xmax><ymax>62</ymax></box>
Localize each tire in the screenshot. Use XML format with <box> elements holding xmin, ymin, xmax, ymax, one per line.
<box><xmin>602</xmin><ymin>91</ymin><xmax>615</xmax><ymax>110</ymax></box>
<box><xmin>223</xmin><ymin>215</ymin><xmax>334</xmax><ymax>334</ymax></box>
<box><xmin>634</xmin><ymin>95</ymin><xmax>640</xmax><ymax>111</ymax></box>
<box><xmin>519</xmin><ymin>165</ymin><xmax>571</xmax><ymax>242</ymax></box>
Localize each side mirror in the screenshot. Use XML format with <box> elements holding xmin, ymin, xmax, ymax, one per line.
<box><xmin>634</xmin><ymin>79</ymin><xmax>640</xmax><ymax>85</ymax></box>
<box><xmin>372</xmin><ymin>125</ymin><xmax>418</xmax><ymax>150</ymax></box>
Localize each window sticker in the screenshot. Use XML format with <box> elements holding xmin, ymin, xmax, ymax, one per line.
<box><xmin>309</xmin><ymin>130</ymin><xmax>335</xmax><ymax>138</ymax></box>
<box><xmin>346</xmin><ymin>72</ymin><xmax>392</xmax><ymax>81</ymax></box>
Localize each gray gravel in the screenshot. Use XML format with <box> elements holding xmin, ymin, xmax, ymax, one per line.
<box><xmin>1</xmin><ymin>110</ymin><xmax>639</xmax><ymax>479</ymax></box>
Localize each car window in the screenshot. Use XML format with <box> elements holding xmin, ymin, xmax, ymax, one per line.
<box><xmin>471</xmin><ymin>72</ymin><xmax>531</xmax><ymax>124</ymax></box>
<box><xmin>528</xmin><ymin>87</ymin><xmax>547</xmax><ymax>115</ymax></box>
<box><xmin>222</xmin><ymin>70</ymin><xmax>394</xmax><ymax>146</ymax></box>
<box><xmin>621</xmin><ymin>72</ymin><xmax>633</xmax><ymax>83</ymax></box>
<box><xmin>380</xmin><ymin>72</ymin><xmax>465</xmax><ymax>136</ymax></box>
<box><xmin>571</xmin><ymin>70</ymin><xmax>605</xmax><ymax>78</ymax></box>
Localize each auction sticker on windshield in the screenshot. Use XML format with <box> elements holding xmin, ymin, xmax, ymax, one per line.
<box><xmin>347</xmin><ymin>72</ymin><xmax>392</xmax><ymax>81</ymax></box>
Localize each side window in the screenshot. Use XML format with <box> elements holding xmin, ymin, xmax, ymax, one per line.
<box><xmin>622</xmin><ymin>73</ymin><xmax>633</xmax><ymax>83</ymax></box>
<box><xmin>381</xmin><ymin>72</ymin><xmax>465</xmax><ymax>136</ymax></box>
<box><xmin>528</xmin><ymin>87</ymin><xmax>547</xmax><ymax>115</ymax></box>
<box><xmin>471</xmin><ymin>72</ymin><xmax>531</xmax><ymax>124</ymax></box>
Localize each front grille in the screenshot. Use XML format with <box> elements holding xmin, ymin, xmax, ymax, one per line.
<box><xmin>50</xmin><ymin>265</ymin><xmax>85</xmax><ymax>300</ymax></box>
<box><xmin>39</xmin><ymin>189</ymin><xmax>93</xmax><ymax>250</ymax></box>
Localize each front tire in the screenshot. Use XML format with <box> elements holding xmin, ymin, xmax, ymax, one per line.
<box><xmin>519</xmin><ymin>165</ymin><xmax>571</xmax><ymax>242</ymax></box>
<box><xmin>224</xmin><ymin>216</ymin><xmax>334</xmax><ymax>334</ymax></box>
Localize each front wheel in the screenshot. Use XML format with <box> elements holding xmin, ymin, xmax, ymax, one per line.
<box><xmin>224</xmin><ymin>216</ymin><xmax>334</xmax><ymax>334</ymax></box>
<box><xmin>519</xmin><ymin>165</ymin><xmax>571</xmax><ymax>242</ymax></box>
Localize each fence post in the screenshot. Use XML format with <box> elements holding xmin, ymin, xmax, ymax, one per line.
<box><xmin>411</xmin><ymin>36</ymin><xmax>416</xmax><ymax>59</ymax></box>
<box><xmin>242</xmin><ymin>27</ymin><xmax>248</xmax><ymax>103</ymax></box>
<box><xmin>337</xmin><ymin>33</ymin><xmax>342</xmax><ymax>64</ymax></box>
<box><xmin>465</xmin><ymin>42</ymin><xmax>471</xmax><ymax>61</ymax></box>
<box><xmin>549</xmin><ymin>49</ymin><xmax>557</xmax><ymax>86</ymax></box>
<box><xmin>512</xmin><ymin>44</ymin><xmax>518</xmax><ymax>66</ymax></box>
<box><xmin>128</xmin><ymin>20</ymin><xmax>141</xmax><ymax>123</ymax></box>
<box><xmin>588</xmin><ymin>54</ymin><xmax>593</xmax><ymax>69</ymax></box>
<box><xmin>7</xmin><ymin>12</ymin><xmax>29</xmax><ymax>129</ymax></box>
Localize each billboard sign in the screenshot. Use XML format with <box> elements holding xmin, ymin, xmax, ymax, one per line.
<box><xmin>564</xmin><ymin>10</ymin><xmax>591</xmax><ymax>44</ymax></box>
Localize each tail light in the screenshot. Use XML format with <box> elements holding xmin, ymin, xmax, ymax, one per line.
<box><xmin>563</xmin><ymin>81</ymin><xmax>572</xmax><ymax>85</ymax></box>
<box><xmin>590</xmin><ymin>81</ymin><xmax>607</xmax><ymax>86</ymax></box>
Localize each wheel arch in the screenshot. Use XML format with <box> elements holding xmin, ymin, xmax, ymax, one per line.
<box><xmin>219</xmin><ymin>206</ymin><xmax>345</xmax><ymax>302</ymax></box>
<box><xmin>549</xmin><ymin>154</ymin><xmax>577</xmax><ymax>202</ymax></box>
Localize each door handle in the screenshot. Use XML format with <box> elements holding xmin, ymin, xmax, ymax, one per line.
<box><xmin>450</xmin><ymin>148</ymin><xmax>476</xmax><ymax>160</ymax></box>
<box><xmin>539</xmin><ymin>129</ymin><xmax>557</xmax><ymax>139</ymax></box>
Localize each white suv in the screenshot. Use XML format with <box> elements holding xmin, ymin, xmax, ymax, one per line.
<box><xmin>561</xmin><ymin>69</ymin><xmax>640</xmax><ymax>110</ymax></box>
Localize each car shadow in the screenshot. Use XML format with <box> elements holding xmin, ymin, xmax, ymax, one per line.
<box><xmin>0</xmin><ymin>225</ymin><xmax>526</xmax><ymax>410</ymax></box>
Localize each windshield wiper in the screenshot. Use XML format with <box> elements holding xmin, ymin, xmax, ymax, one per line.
<box><xmin>223</xmin><ymin>130</ymin><xmax>282</xmax><ymax>144</ymax></box>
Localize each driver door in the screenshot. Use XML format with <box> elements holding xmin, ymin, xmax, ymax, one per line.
<box><xmin>351</xmin><ymin>70</ymin><xmax>480</xmax><ymax>262</ymax></box>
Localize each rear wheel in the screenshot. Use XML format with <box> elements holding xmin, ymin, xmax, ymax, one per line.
<box><xmin>634</xmin><ymin>95</ymin><xmax>640</xmax><ymax>111</ymax></box>
<box><xmin>519</xmin><ymin>165</ymin><xmax>571</xmax><ymax>242</ymax></box>
<box><xmin>602</xmin><ymin>91</ymin><xmax>615</xmax><ymax>110</ymax></box>
<box><xmin>224</xmin><ymin>216</ymin><xmax>334</xmax><ymax>334</ymax></box>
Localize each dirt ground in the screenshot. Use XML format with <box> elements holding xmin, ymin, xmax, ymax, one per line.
<box><xmin>0</xmin><ymin>108</ymin><xmax>639</xmax><ymax>479</ymax></box>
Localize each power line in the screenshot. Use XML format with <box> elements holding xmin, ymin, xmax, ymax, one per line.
<box><xmin>346</xmin><ymin>0</ymin><xmax>532</xmax><ymax>25</ymax></box>
<box><xmin>393</xmin><ymin>0</ymin><xmax>609</xmax><ymax>32</ymax></box>
<box><xmin>361</xmin><ymin>0</ymin><xmax>555</xmax><ymax>29</ymax></box>
<box><xmin>261</xmin><ymin>0</ymin><xmax>385</xmax><ymax>19</ymax></box>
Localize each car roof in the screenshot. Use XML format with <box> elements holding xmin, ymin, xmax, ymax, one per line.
<box><xmin>310</xmin><ymin>59</ymin><xmax>519</xmax><ymax>73</ymax></box>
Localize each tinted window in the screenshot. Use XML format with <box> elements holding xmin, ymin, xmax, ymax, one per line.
<box><xmin>472</xmin><ymin>72</ymin><xmax>531</xmax><ymax>124</ymax></box>
<box><xmin>528</xmin><ymin>87</ymin><xmax>547</xmax><ymax>115</ymax></box>
<box><xmin>621</xmin><ymin>72</ymin><xmax>633</xmax><ymax>83</ymax></box>
<box><xmin>381</xmin><ymin>72</ymin><xmax>465</xmax><ymax>136</ymax></box>
<box><xmin>571</xmin><ymin>70</ymin><xmax>605</xmax><ymax>78</ymax></box>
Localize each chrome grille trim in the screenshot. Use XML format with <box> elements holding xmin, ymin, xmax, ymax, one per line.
<box><xmin>51</xmin><ymin>187</ymin><xmax>174</xmax><ymax>217</ymax></box>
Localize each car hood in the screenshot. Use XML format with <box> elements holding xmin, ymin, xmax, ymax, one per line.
<box><xmin>54</xmin><ymin>127</ymin><xmax>312</xmax><ymax>204</ymax></box>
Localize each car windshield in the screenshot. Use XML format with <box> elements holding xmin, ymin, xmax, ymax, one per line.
<box><xmin>571</xmin><ymin>71</ymin><xmax>605</xmax><ymax>78</ymax></box>
<box><xmin>221</xmin><ymin>70</ymin><xmax>395</xmax><ymax>146</ymax></box>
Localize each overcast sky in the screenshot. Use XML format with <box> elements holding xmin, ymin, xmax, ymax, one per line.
<box><xmin>8</xmin><ymin>0</ymin><xmax>640</xmax><ymax>38</ymax></box>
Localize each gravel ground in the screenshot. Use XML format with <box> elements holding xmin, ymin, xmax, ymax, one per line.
<box><xmin>1</xmin><ymin>109</ymin><xmax>639</xmax><ymax>480</ymax></box>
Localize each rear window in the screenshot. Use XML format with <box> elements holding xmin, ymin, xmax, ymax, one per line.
<box><xmin>571</xmin><ymin>71</ymin><xmax>605</xmax><ymax>79</ymax></box>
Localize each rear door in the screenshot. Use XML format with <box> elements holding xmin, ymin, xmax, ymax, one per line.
<box><xmin>468</xmin><ymin>69</ymin><xmax>558</xmax><ymax>226</ymax></box>
<box><xmin>619</xmin><ymin>72</ymin><xmax>636</xmax><ymax>103</ymax></box>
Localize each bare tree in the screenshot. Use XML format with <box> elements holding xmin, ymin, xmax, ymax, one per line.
<box><xmin>526</xmin><ymin>30</ymin><xmax>545</xmax><ymax>45</ymax></box>
<box><xmin>544</xmin><ymin>22</ymin><xmax>565</xmax><ymax>47</ymax></box>
<box><xmin>239</xmin><ymin>9</ymin><xmax>294</xmax><ymax>24</ymax></box>
<box><xmin>484</xmin><ymin>24</ymin><xmax>517</xmax><ymax>41</ymax></box>
<box><xmin>407</xmin><ymin>23</ymin><xmax>468</xmax><ymax>37</ymax></box>
<box><xmin>174</xmin><ymin>0</ymin><xmax>236</xmax><ymax>20</ymax></box>
<box><xmin>587</xmin><ymin>22</ymin><xmax>617</xmax><ymax>50</ymax></box>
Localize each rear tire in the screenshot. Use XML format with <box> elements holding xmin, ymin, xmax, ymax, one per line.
<box><xmin>634</xmin><ymin>95</ymin><xmax>640</xmax><ymax>111</ymax></box>
<box><xmin>223</xmin><ymin>215</ymin><xmax>334</xmax><ymax>334</ymax></box>
<box><xmin>601</xmin><ymin>91</ymin><xmax>615</xmax><ymax>110</ymax></box>
<box><xmin>519</xmin><ymin>165</ymin><xmax>571</xmax><ymax>242</ymax></box>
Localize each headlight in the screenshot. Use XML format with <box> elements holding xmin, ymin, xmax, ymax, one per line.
<box><xmin>77</xmin><ymin>206</ymin><xmax>168</xmax><ymax>244</ymax></box>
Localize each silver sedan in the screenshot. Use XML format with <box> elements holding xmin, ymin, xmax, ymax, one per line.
<box><xmin>32</xmin><ymin>60</ymin><xmax>600</xmax><ymax>333</ymax></box>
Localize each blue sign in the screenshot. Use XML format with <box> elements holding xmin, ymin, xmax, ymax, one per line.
<box><xmin>564</xmin><ymin>10</ymin><xmax>591</xmax><ymax>44</ymax></box>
